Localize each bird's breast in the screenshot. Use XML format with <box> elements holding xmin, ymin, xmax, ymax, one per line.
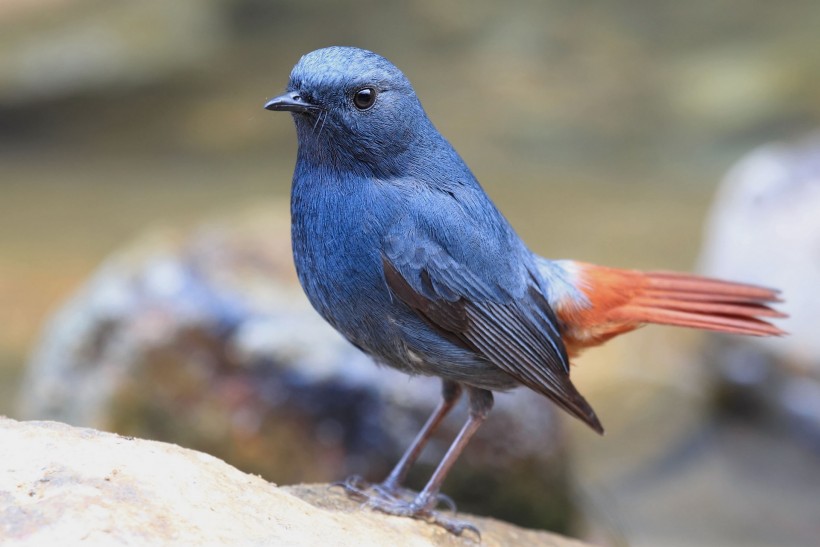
<box><xmin>290</xmin><ymin>169</ymin><xmax>397</xmax><ymax>343</ymax></box>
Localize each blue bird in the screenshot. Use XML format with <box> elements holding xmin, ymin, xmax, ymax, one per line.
<box><xmin>264</xmin><ymin>46</ymin><xmax>784</xmax><ymax>533</ymax></box>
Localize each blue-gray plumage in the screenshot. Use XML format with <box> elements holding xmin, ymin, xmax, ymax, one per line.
<box><xmin>264</xmin><ymin>46</ymin><xmax>784</xmax><ymax>533</ymax></box>
<box><xmin>277</xmin><ymin>47</ymin><xmax>597</xmax><ymax>424</ymax></box>
<box><xmin>266</xmin><ymin>46</ymin><xmax>597</xmax><ymax>532</ymax></box>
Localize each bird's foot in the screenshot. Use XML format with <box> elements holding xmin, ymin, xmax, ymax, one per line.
<box><xmin>333</xmin><ymin>476</ymin><xmax>477</xmax><ymax>536</ymax></box>
<box><xmin>334</xmin><ymin>475</ymin><xmax>456</xmax><ymax>509</ymax></box>
<box><xmin>366</xmin><ymin>495</ymin><xmax>479</xmax><ymax>537</ymax></box>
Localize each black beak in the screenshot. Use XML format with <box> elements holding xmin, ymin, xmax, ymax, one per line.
<box><xmin>264</xmin><ymin>92</ymin><xmax>318</xmax><ymax>114</ymax></box>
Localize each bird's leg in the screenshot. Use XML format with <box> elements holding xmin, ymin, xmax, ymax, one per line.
<box><xmin>340</xmin><ymin>381</ymin><xmax>462</xmax><ymax>501</ymax></box>
<box><xmin>367</xmin><ymin>387</ymin><xmax>494</xmax><ymax>536</ymax></box>
<box><xmin>380</xmin><ymin>380</ymin><xmax>463</xmax><ymax>493</ymax></box>
<box><xmin>409</xmin><ymin>387</ymin><xmax>492</xmax><ymax>510</ymax></box>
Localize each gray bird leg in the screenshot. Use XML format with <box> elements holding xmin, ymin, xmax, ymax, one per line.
<box><xmin>340</xmin><ymin>384</ymin><xmax>491</xmax><ymax>536</ymax></box>
<box><xmin>339</xmin><ymin>380</ymin><xmax>462</xmax><ymax>501</ymax></box>
<box><xmin>380</xmin><ymin>380</ymin><xmax>463</xmax><ymax>492</ymax></box>
<box><xmin>411</xmin><ymin>387</ymin><xmax>493</xmax><ymax>513</ymax></box>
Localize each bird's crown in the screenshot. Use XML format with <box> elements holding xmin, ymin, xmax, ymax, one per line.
<box><xmin>288</xmin><ymin>46</ymin><xmax>412</xmax><ymax>101</ymax></box>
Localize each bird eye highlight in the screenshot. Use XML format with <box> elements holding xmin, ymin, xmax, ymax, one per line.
<box><xmin>353</xmin><ymin>87</ymin><xmax>377</xmax><ymax>110</ymax></box>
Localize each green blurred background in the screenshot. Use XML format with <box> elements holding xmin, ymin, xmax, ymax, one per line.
<box><xmin>2</xmin><ymin>1</ymin><xmax>819</xmax><ymax>546</ymax></box>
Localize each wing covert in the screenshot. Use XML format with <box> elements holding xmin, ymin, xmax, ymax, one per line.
<box><xmin>382</xmin><ymin>237</ymin><xmax>602</xmax><ymax>433</ymax></box>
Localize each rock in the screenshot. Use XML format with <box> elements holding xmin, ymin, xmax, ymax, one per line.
<box><xmin>19</xmin><ymin>207</ymin><xmax>577</xmax><ymax>532</ymax></box>
<box><xmin>698</xmin><ymin>134</ymin><xmax>820</xmax><ymax>441</ymax></box>
<box><xmin>699</xmin><ymin>134</ymin><xmax>820</xmax><ymax>364</ymax></box>
<box><xmin>0</xmin><ymin>417</ymin><xmax>588</xmax><ymax>546</ymax></box>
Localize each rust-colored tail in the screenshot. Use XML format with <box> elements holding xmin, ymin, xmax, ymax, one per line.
<box><xmin>616</xmin><ymin>271</ymin><xmax>785</xmax><ymax>336</ymax></box>
<box><xmin>555</xmin><ymin>262</ymin><xmax>786</xmax><ymax>356</ymax></box>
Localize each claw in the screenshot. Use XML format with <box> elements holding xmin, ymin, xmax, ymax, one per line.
<box><xmin>435</xmin><ymin>492</ymin><xmax>457</xmax><ymax>513</ymax></box>
<box><xmin>334</xmin><ymin>475</ymin><xmax>477</xmax><ymax>536</ymax></box>
<box><xmin>438</xmin><ymin>516</ymin><xmax>481</xmax><ymax>538</ymax></box>
<box><xmin>331</xmin><ymin>474</ymin><xmax>365</xmax><ymax>490</ymax></box>
<box><xmin>378</xmin><ymin>500</ymin><xmax>478</xmax><ymax>538</ymax></box>
<box><xmin>332</xmin><ymin>475</ymin><xmax>374</xmax><ymax>501</ymax></box>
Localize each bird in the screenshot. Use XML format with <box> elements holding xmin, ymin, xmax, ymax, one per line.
<box><xmin>264</xmin><ymin>46</ymin><xmax>785</xmax><ymax>534</ymax></box>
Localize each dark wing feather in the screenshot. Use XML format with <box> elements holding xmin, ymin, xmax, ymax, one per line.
<box><xmin>382</xmin><ymin>253</ymin><xmax>603</xmax><ymax>434</ymax></box>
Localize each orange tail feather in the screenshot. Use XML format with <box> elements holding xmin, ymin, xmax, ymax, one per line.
<box><xmin>556</xmin><ymin>262</ymin><xmax>786</xmax><ymax>355</ymax></box>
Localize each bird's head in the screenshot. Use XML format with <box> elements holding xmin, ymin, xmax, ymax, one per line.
<box><xmin>265</xmin><ymin>47</ymin><xmax>435</xmax><ymax>175</ymax></box>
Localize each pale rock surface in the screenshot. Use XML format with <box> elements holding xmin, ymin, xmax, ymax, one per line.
<box><xmin>0</xmin><ymin>417</ymin><xmax>587</xmax><ymax>546</ymax></box>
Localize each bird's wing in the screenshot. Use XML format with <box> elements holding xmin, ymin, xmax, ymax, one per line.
<box><xmin>382</xmin><ymin>219</ymin><xmax>602</xmax><ymax>433</ymax></box>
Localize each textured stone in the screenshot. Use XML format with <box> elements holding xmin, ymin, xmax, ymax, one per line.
<box><xmin>0</xmin><ymin>417</ymin><xmax>588</xmax><ymax>546</ymax></box>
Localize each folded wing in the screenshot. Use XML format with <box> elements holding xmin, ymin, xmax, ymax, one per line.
<box><xmin>382</xmin><ymin>243</ymin><xmax>603</xmax><ymax>434</ymax></box>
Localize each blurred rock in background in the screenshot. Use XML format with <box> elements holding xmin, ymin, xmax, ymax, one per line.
<box><xmin>18</xmin><ymin>205</ymin><xmax>578</xmax><ymax>534</ymax></box>
<box><xmin>698</xmin><ymin>134</ymin><xmax>820</xmax><ymax>445</ymax></box>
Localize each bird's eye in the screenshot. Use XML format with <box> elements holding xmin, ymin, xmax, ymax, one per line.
<box><xmin>353</xmin><ymin>87</ymin><xmax>377</xmax><ymax>110</ymax></box>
